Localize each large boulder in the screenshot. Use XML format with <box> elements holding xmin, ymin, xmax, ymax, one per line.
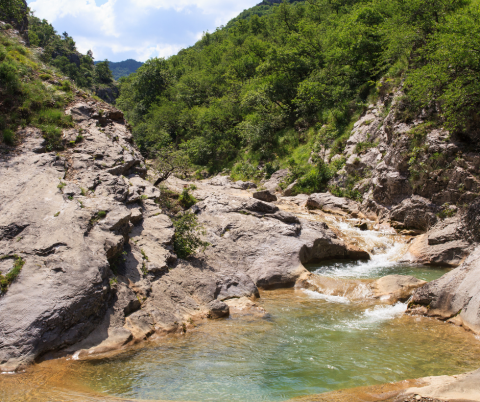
<box><xmin>263</xmin><ymin>169</ymin><xmax>290</xmax><ymax>193</ymax></box>
<box><xmin>231</xmin><ymin>180</ymin><xmax>256</xmax><ymax>190</ymax></box>
<box><xmin>388</xmin><ymin>195</ymin><xmax>438</xmax><ymax>231</ymax></box>
<box><xmin>371</xmin><ymin>275</ymin><xmax>426</xmax><ymax>302</ymax></box>
<box><xmin>208</xmin><ymin>175</ymin><xmax>232</xmax><ymax>187</ymax></box>
<box><xmin>403</xmin><ymin>216</ymin><xmax>472</xmax><ymax>267</ymax></box>
<box><xmin>253</xmin><ymin>190</ymin><xmax>277</xmax><ymax>202</ymax></box>
<box><xmin>195</xmin><ymin>194</ymin><xmax>366</xmax><ymax>288</ymax></box>
<box><xmin>307</xmin><ymin>193</ymin><xmax>363</xmax><ymax>218</ymax></box>
<box><xmin>407</xmin><ymin>245</ymin><xmax>480</xmax><ymax>334</ymax></box>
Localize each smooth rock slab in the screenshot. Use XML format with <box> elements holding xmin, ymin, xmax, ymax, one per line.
<box><xmin>408</xmin><ymin>245</ymin><xmax>480</xmax><ymax>334</ymax></box>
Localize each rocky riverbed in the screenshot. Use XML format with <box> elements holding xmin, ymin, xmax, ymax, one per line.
<box><xmin>1</xmin><ymin>96</ymin><xmax>480</xmax><ymax>401</ymax></box>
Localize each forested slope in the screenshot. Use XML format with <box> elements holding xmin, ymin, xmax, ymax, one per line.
<box><xmin>117</xmin><ymin>0</ymin><xmax>480</xmax><ymax>196</ymax></box>
<box><xmin>95</xmin><ymin>59</ymin><xmax>144</xmax><ymax>80</ymax></box>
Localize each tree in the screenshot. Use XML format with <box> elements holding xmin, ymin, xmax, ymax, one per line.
<box><xmin>151</xmin><ymin>146</ymin><xmax>191</xmax><ymax>186</ymax></box>
<box><xmin>172</xmin><ymin>212</ymin><xmax>209</xmax><ymax>259</ymax></box>
<box><xmin>0</xmin><ymin>0</ymin><xmax>27</xmax><ymax>23</ymax></box>
<box><xmin>132</xmin><ymin>58</ymin><xmax>172</xmax><ymax>112</ymax></box>
<box><xmin>95</xmin><ymin>60</ymin><xmax>113</xmax><ymax>84</ymax></box>
<box><xmin>406</xmin><ymin>2</ymin><xmax>480</xmax><ymax>143</ymax></box>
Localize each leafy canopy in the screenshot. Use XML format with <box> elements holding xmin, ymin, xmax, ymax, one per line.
<box><xmin>117</xmin><ymin>0</ymin><xmax>478</xmax><ymax>187</ymax></box>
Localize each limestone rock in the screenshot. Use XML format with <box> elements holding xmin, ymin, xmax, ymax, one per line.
<box><xmin>0</xmin><ymin>101</ymin><xmax>147</xmax><ymax>372</ymax></box>
<box><xmin>231</xmin><ymin>180</ymin><xmax>257</xmax><ymax>190</ymax></box>
<box><xmin>225</xmin><ymin>297</ymin><xmax>268</xmax><ymax>318</ymax></box>
<box><xmin>388</xmin><ymin>195</ymin><xmax>438</xmax><ymax>231</ymax></box>
<box><xmin>195</xmin><ymin>194</ymin><xmax>364</xmax><ymax>289</ymax></box>
<box><xmin>408</xmin><ymin>245</ymin><xmax>480</xmax><ymax>334</ymax></box>
<box><xmin>372</xmin><ymin>275</ymin><xmax>426</xmax><ymax>302</ymax></box>
<box><xmin>208</xmin><ymin>175</ymin><xmax>232</xmax><ymax>187</ymax></box>
<box><xmin>405</xmin><ymin>235</ymin><xmax>470</xmax><ymax>267</ymax></box>
<box><xmin>283</xmin><ymin>180</ymin><xmax>298</xmax><ymax>196</ymax></box>
<box><xmin>404</xmin><ymin>216</ymin><xmax>472</xmax><ymax>267</ymax></box>
<box><xmin>307</xmin><ymin>193</ymin><xmax>363</xmax><ymax>218</ymax></box>
<box><xmin>253</xmin><ymin>190</ymin><xmax>277</xmax><ymax>202</ymax></box>
<box><xmin>263</xmin><ymin>169</ymin><xmax>290</xmax><ymax>193</ymax></box>
<box><xmin>404</xmin><ymin>369</ymin><xmax>480</xmax><ymax>402</ymax></box>
<box><xmin>207</xmin><ymin>300</ymin><xmax>229</xmax><ymax>318</ymax></box>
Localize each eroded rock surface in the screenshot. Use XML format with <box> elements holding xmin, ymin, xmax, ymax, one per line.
<box><xmin>408</xmin><ymin>245</ymin><xmax>480</xmax><ymax>334</ymax></box>
<box><xmin>262</xmin><ymin>169</ymin><xmax>289</xmax><ymax>193</ymax></box>
<box><xmin>0</xmin><ymin>101</ymin><xmax>370</xmax><ymax>371</ymax></box>
<box><xmin>0</xmin><ymin>101</ymin><xmax>146</xmax><ymax>372</ymax></box>
<box><xmin>253</xmin><ymin>189</ymin><xmax>277</xmax><ymax>202</ymax></box>
<box><xmin>307</xmin><ymin>192</ymin><xmax>364</xmax><ymax>218</ymax></box>
<box><xmin>372</xmin><ymin>275</ymin><xmax>426</xmax><ymax>302</ymax></box>
<box><xmin>404</xmin><ymin>216</ymin><xmax>472</xmax><ymax>267</ymax></box>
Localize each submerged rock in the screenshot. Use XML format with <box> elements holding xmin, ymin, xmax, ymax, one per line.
<box><xmin>225</xmin><ymin>297</ymin><xmax>268</xmax><ymax>318</ymax></box>
<box><xmin>372</xmin><ymin>275</ymin><xmax>426</xmax><ymax>302</ymax></box>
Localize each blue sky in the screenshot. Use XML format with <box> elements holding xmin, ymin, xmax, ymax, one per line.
<box><xmin>26</xmin><ymin>0</ymin><xmax>259</xmax><ymax>62</ymax></box>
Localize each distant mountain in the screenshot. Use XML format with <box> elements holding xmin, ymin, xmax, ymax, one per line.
<box><xmin>94</xmin><ymin>59</ymin><xmax>143</xmax><ymax>80</ymax></box>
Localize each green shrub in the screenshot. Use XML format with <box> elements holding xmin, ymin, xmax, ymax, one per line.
<box><xmin>34</xmin><ymin>108</ymin><xmax>73</xmax><ymax>127</ymax></box>
<box><xmin>60</xmin><ymin>80</ymin><xmax>72</xmax><ymax>92</ymax></box>
<box><xmin>156</xmin><ymin>184</ymin><xmax>182</xmax><ymax>214</ymax></box>
<box><xmin>39</xmin><ymin>73</ymin><xmax>52</xmax><ymax>81</ymax></box>
<box><xmin>263</xmin><ymin>161</ymin><xmax>279</xmax><ymax>179</ymax></box>
<box><xmin>0</xmin><ymin>59</ymin><xmax>20</xmax><ymax>93</ymax></box>
<box><xmin>231</xmin><ymin>161</ymin><xmax>258</xmax><ymax>181</ymax></box>
<box><xmin>172</xmin><ymin>212</ymin><xmax>209</xmax><ymax>259</ymax></box>
<box><xmin>0</xmin><ymin>255</ymin><xmax>25</xmax><ymax>294</ymax></box>
<box><xmin>354</xmin><ymin>140</ymin><xmax>378</xmax><ymax>154</ymax></box>
<box><xmin>40</xmin><ymin>124</ymin><xmax>63</xmax><ymax>151</ymax></box>
<box><xmin>2</xmin><ymin>128</ymin><xmax>15</xmax><ymax>145</ymax></box>
<box><xmin>178</xmin><ymin>187</ymin><xmax>197</xmax><ymax>209</ymax></box>
<box><xmin>437</xmin><ymin>203</ymin><xmax>456</xmax><ymax>219</ymax></box>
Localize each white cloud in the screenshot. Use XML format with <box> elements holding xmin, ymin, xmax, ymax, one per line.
<box><xmin>26</xmin><ymin>0</ymin><xmax>258</xmax><ymax>61</ymax></box>
<box><xmin>29</xmin><ymin>0</ymin><xmax>119</xmax><ymax>36</ymax></box>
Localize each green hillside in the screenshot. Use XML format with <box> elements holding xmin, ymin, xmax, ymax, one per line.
<box><xmin>117</xmin><ymin>0</ymin><xmax>480</xmax><ymax>193</ymax></box>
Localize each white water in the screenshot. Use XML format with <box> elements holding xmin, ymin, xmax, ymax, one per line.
<box><xmin>302</xmin><ymin>289</ymin><xmax>351</xmax><ymax>304</ymax></box>
<box><xmin>304</xmin><ymin>219</ymin><xmax>413</xmax><ymax>327</ymax></box>
<box><xmin>336</xmin><ymin>302</ymin><xmax>409</xmax><ymax>331</ymax></box>
<box><xmin>314</xmin><ymin>241</ymin><xmax>408</xmax><ymax>279</ymax></box>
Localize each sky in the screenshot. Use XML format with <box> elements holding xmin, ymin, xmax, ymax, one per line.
<box><xmin>26</xmin><ymin>0</ymin><xmax>259</xmax><ymax>62</ymax></box>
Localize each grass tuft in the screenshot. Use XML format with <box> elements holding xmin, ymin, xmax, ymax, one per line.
<box><xmin>0</xmin><ymin>255</ymin><xmax>25</xmax><ymax>294</ymax></box>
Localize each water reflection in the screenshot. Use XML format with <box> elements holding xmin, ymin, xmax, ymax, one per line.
<box><xmin>3</xmin><ymin>287</ymin><xmax>478</xmax><ymax>402</ymax></box>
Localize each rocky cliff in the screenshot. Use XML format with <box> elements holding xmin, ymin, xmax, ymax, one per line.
<box><xmin>302</xmin><ymin>86</ymin><xmax>480</xmax><ymax>334</ymax></box>
<box><xmin>303</xmin><ymin>85</ymin><xmax>479</xmax><ymax>268</ymax></box>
